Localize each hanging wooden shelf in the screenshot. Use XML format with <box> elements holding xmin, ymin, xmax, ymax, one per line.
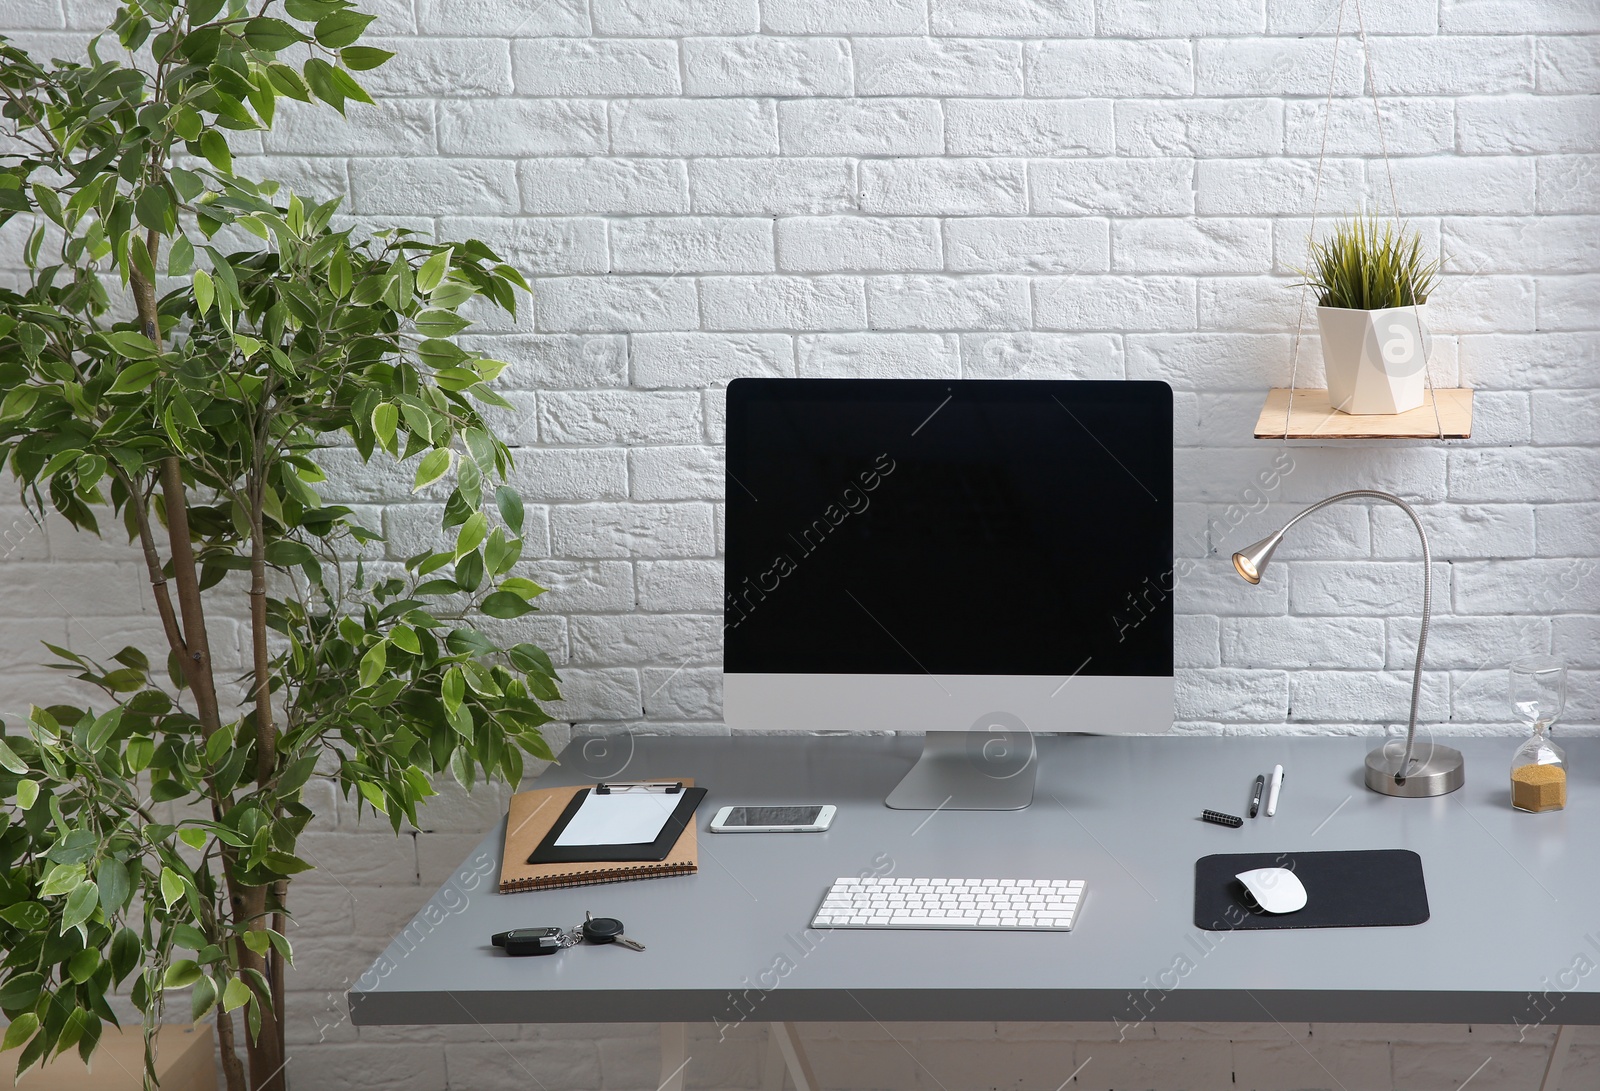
<box><xmin>1254</xmin><ymin>387</ymin><xmax>1473</xmax><ymax>440</ymax></box>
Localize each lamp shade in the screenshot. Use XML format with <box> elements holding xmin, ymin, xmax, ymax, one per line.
<box><xmin>1232</xmin><ymin>532</ymin><xmax>1284</xmax><ymax>585</ymax></box>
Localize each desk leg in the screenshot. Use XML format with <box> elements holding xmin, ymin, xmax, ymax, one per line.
<box><xmin>761</xmin><ymin>1030</ymin><xmax>788</xmax><ymax>1091</ymax></box>
<box><xmin>658</xmin><ymin>1023</ymin><xmax>688</xmax><ymax>1091</ymax></box>
<box><xmin>769</xmin><ymin>1022</ymin><xmax>820</xmax><ymax>1091</ymax></box>
<box><xmin>1539</xmin><ymin>1024</ymin><xmax>1572</xmax><ymax>1091</ymax></box>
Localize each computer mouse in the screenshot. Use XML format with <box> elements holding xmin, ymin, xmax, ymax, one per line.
<box><xmin>1235</xmin><ymin>867</ymin><xmax>1307</xmax><ymax>914</ymax></box>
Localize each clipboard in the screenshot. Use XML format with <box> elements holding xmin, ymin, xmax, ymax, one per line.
<box><xmin>496</xmin><ymin>779</ymin><xmax>703</xmax><ymax>893</ymax></box>
<box><xmin>527</xmin><ymin>782</ymin><xmax>707</xmax><ymax>865</ymax></box>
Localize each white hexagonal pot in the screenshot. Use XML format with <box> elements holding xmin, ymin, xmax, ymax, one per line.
<box><xmin>1317</xmin><ymin>305</ymin><xmax>1431</xmax><ymax>415</ymax></box>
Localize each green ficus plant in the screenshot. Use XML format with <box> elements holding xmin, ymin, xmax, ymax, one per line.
<box><xmin>0</xmin><ymin>3</ymin><xmax>559</xmax><ymax>1089</ymax></box>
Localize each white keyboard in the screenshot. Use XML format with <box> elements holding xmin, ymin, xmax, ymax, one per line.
<box><xmin>812</xmin><ymin>877</ymin><xmax>1086</xmax><ymax>931</ymax></box>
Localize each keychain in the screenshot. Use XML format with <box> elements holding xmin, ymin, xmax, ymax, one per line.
<box><xmin>576</xmin><ymin>910</ymin><xmax>646</xmax><ymax>951</ymax></box>
<box><xmin>492</xmin><ymin>911</ymin><xmax>645</xmax><ymax>957</ymax></box>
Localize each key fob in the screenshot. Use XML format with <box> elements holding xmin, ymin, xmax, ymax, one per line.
<box><xmin>492</xmin><ymin>927</ymin><xmax>565</xmax><ymax>956</ymax></box>
<box><xmin>580</xmin><ymin>916</ymin><xmax>626</xmax><ymax>945</ymax></box>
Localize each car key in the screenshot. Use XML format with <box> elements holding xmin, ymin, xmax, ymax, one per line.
<box><xmin>580</xmin><ymin>910</ymin><xmax>645</xmax><ymax>951</ymax></box>
<box><xmin>490</xmin><ymin>927</ymin><xmax>570</xmax><ymax>956</ymax></box>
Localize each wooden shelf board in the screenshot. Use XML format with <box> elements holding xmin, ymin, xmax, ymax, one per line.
<box><xmin>1254</xmin><ymin>388</ymin><xmax>1473</xmax><ymax>440</ymax></box>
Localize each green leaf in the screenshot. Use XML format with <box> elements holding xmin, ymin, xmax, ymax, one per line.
<box><xmin>413</xmin><ymin>448</ymin><xmax>453</xmax><ymax>492</ymax></box>
<box><xmin>170</xmin><ymin>167</ymin><xmax>204</xmax><ymax>201</ymax></box>
<box><xmin>0</xmin><ymin>973</ymin><xmax>42</xmax><ymax>1012</ymax></box>
<box><xmin>330</xmin><ymin>249</ymin><xmax>352</xmax><ymax>297</ymax></box>
<box><xmin>358</xmin><ymin>641</ymin><xmax>387</xmax><ymax>688</ymax></box>
<box><xmin>104</xmin><ymin>330</ymin><xmax>158</xmax><ymax>358</ymax></box>
<box><xmin>441</xmin><ymin>667</ymin><xmax>466</xmax><ymax>717</ymax></box>
<box><xmin>135</xmin><ymin>185</ymin><xmax>172</xmax><ymax>232</ymax></box>
<box><xmin>303</xmin><ymin>57</ymin><xmax>345</xmax><ymax>112</ymax></box>
<box><xmin>108</xmin><ymin>359</ymin><xmax>161</xmax><ymax>395</ymax></box>
<box><xmin>389</xmin><ymin>626</ymin><xmax>421</xmax><ymax>655</ymax></box>
<box><xmin>371</xmin><ymin>402</ymin><xmax>398</xmax><ymax>450</ymax></box>
<box><xmin>39</xmin><ymin>863</ymin><xmax>84</xmax><ymax>898</ymax></box>
<box><xmin>190</xmin><ymin>976</ymin><xmax>217</xmax><ymax>1021</ymax></box>
<box><xmin>179</xmin><ymin>827</ymin><xmax>209</xmax><ymax>852</ymax></box>
<box><xmin>454</xmin><ymin>512</ymin><xmax>487</xmax><ymax>560</ymax></box>
<box><xmin>498</xmin><ymin>577</ymin><xmax>545</xmax><ymax>599</ymax></box>
<box><xmin>265</xmin><ymin>540</ymin><xmax>317</xmax><ymax>567</ymax></box>
<box><xmin>62</xmin><ymin>879</ymin><xmax>100</xmax><ymax>929</ymax></box>
<box><xmin>15</xmin><ymin>780</ymin><xmax>38</xmax><ymax>810</ymax></box>
<box><xmin>164</xmin><ymin>960</ymin><xmax>202</xmax><ymax>989</ymax></box>
<box><xmin>2</xmin><ymin>1014</ymin><xmax>38</xmax><ymax>1051</ymax></box>
<box><xmin>168</xmin><ymin>235</ymin><xmax>195</xmax><ymax>276</ymax></box>
<box><xmin>419</xmin><ymin>337</ymin><xmax>467</xmax><ymax>369</ymax></box>
<box><xmin>160</xmin><ymin>867</ymin><xmax>184</xmax><ymax>909</ymax></box>
<box><xmin>415</xmin><ymin>309</ymin><xmax>471</xmax><ymax>339</ymax></box>
<box><xmin>126</xmin><ymin>737</ymin><xmax>155</xmax><ymax>773</ymax></box>
<box><xmin>447</xmin><ymin>702</ymin><xmax>474</xmax><ymax>740</ymax></box>
<box><xmin>110</xmin><ymin>927</ymin><xmax>141</xmax><ymax>983</ymax></box>
<box><xmin>340</xmin><ymin>45</ymin><xmax>395</xmax><ymax>70</ymax></box>
<box><xmin>242</xmin><ymin>931</ymin><xmax>272</xmax><ymax>957</ymax></box>
<box><xmin>87</xmin><ymin>706</ymin><xmax>122</xmax><ymax>752</ymax></box>
<box><xmin>0</xmin><ymin>737</ymin><xmax>26</xmax><ymax>774</ymax></box>
<box><xmin>67</xmin><ymin>949</ymin><xmax>99</xmax><ymax>984</ymax></box>
<box><xmin>480</xmin><ymin>592</ymin><xmax>534</xmax><ymax>619</ymax></box>
<box><xmin>193</xmin><ymin>268</ymin><xmax>215</xmax><ymax>316</ymax></box>
<box><xmin>244</xmin><ymin>16</ymin><xmax>306</xmax><ymax>51</ymax></box>
<box><xmin>96</xmin><ymin>859</ymin><xmax>131</xmax><ymax>915</ymax></box>
<box><xmin>222</xmin><ymin>976</ymin><xmax>252</xmax><ymax>1012</ymax></box>
<box><xmin>200</xmin><ymin>130</ymin><xmax>233</xmax><ymax>175</ymax></box>
<box><xmin>266</xmin><ymin>62</ymin><xmax>312</xmax><ymax>102</ymax></box>
<box><xmin>454</xmin><ymin>549</ymin><xmax>484</xmax><ymax>592</ymax></box>
<box><xmin>495</xmin><ymin>486</ymin><xmax>524</xmax><ymax>535</ymax></box>
<box><xmin>0</xmin><ymin>903</ymin><xmax>48</xmax><ymax>931</ymax></box>
<box><xmin>416</xmin><ymin>250</ymin><xmax>451</xmax><ymax>294</ymax></box>
<box><xmin>315</xmin><ymin>10</ymin><xmax>377</xmax><ymax>48</ymax></box>
<box><xmin>0</xmin><ymin>386</ymin><xmax>39</xmax><ymax>423</ymax></box>
<box><xmin>262</xmin><ymin>851</ymin><xmax>313</xmax><ymax>875</ymax></box>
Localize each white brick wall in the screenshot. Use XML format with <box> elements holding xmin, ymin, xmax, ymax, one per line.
<box><xmin>3</xmin><ymin>0</ymin><xmax>1598</xmax><ymax>1087</ymax></box>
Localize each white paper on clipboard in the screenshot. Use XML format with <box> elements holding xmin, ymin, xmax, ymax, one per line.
<box><xmin>552</xmin><ymin>791</ymin><xmax>679</xmax><ymax>847</ymax></box>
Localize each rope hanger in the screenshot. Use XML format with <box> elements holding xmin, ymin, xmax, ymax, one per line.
<box><xmin>1284</xmin><ymin>0</ymin><xmax>1445</xmax><ymax>440</ymax></box>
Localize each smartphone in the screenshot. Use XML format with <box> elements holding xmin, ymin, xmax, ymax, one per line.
<box><xmin>709</xmin><ymin>805</ymin><xmax>835</xmax><ymax>833</ymax></box>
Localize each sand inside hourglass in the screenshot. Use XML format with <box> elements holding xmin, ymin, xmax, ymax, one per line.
<box><xmin>1511</xmin><ymin>763</ymin><xmax>1566</xmax><ymax>812</ymax></box>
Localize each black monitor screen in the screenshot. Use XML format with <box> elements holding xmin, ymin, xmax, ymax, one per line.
<box><xmin>724</xmin><ymin>379</ymin><xmax>1173</xmax><ymax>677</ymax></box>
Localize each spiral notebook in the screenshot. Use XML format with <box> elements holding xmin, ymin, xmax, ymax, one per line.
<box><xmin>498</xmin><ymin>780</ymin><xmax>700</xmax><ymax>893</ymax></box>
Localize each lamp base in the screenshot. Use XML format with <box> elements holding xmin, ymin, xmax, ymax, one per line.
<box><xmin>1364</xmin><ymin>743</ymin><xmax>1466</xmax><ymax>797</ymax></box>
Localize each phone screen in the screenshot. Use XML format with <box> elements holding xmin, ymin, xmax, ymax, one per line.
<box><xmin>723</xmin><ymin>806</ymin><xmax>823</xmax><ymax>826</ymax></box>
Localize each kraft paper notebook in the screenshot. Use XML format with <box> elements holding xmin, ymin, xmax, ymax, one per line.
<box><xmin>498</xmin><ymin>780</ymin><xmax>700</xmax><ymax>893</ymax></box>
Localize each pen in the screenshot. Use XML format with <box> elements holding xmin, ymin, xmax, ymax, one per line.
<box><xmin>1266</xmin><ymin>764</ymin><xmax>1284</xmax><ymax>816</ymax></box>
<box><xmin>1249</xmin><ymin>774</ymin><xmax>1265</xmax><ymax>818</ymax></box>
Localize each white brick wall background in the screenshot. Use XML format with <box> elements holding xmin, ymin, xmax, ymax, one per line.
<box><xmin>3</xmin><ymin>0</ymin><xmax>1599</xmax><ymax>1088</ymax></box>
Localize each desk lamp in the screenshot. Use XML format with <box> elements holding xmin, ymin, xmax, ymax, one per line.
<box><xmin>1232</xmin><ymin>489</ymin><xmax>1464</xmax><ymax>797</ymax></box>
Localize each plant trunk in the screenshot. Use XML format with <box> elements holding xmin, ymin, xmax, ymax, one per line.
<box><xmin>123</xmin><ymin>470</ymin><xmax>223</xmax><ymax>737</ymax></box>
<box><xmin>127</xmin><ymin>168</ymin><xmax>289</xmax><ymax>1091</ymax></box>
<box><xmin>130</xmin><ymin>228</ymin><xmax>160</xmax><ymax>343</ymax></box>
<box><xmin>215</xmin><ymin>1007</ymin><xmax>249</xmax><ymax>1091</ymax></box>
<box><xmin>159</xmin><ymin>458</ymin><xmax>223</xmax><ymax>730</ymax></box>
<box><xmin>243</xmin><ymin>481</ymin><xmax>287</xmax><ymax>1091</ymax></box>
<box><xmin>236</xmin><ymin>882</ymin><xmax>286</xmax><ymax>1091</ymax></box>
<box><xmin>248</xmin><ymin>486</ymin><xmax>275</xmax><ymax>785</ymax></box>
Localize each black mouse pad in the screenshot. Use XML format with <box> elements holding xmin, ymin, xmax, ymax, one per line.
<box><xmin>1194</xmin><ymin>849</ymin><xmax>1429</xmax><ymax>931</ymax></box>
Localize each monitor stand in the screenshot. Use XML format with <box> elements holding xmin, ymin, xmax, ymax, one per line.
<box><xmin>885</xmin><ymin>731</ymin><xmax>1037</xmax><ymax>810</ymax></box>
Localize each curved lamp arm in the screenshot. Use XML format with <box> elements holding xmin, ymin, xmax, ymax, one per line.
<box><xmin>1232</xmin><ymin>490</ymin><xmax>1430</xmax><ymax>785</ymax></box>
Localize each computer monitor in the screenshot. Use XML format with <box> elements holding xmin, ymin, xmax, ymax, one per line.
<box><xmin>723</xmin><ymin>379</ymin><xmax>1174</xmax><ymax>809</ymax></box>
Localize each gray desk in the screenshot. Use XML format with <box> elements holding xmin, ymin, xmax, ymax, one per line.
<box><xmin>348</xmin><ymin>735</ymin><xmax>1599</xmax><ymax>1085</ymax></box>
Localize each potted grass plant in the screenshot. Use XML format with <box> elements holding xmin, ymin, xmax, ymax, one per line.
<box><xmin>1301</xmin><ymin>218</ymin><xmax>1440</xmax><ymax>415</ymax></box>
